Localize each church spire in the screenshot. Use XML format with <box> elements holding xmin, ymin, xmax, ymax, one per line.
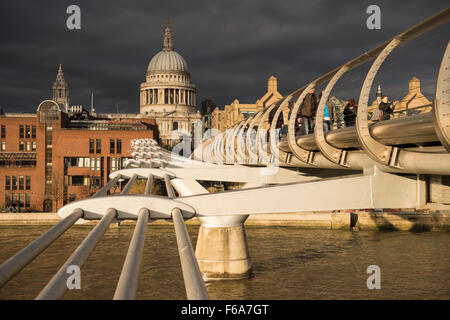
<box><xmin>162</xmin><ymin>19</ymin><xmax>174</xmax><ymax>51</ymax></box>
<box><xmin>52</xmin><ymin>64</ymin><xmax>70</xmax><ymax>111</ymax></box>
<box><xmin>376</xmin><ymin>82</ymin><xmax>382</xmax><ymax>103</ymax></box>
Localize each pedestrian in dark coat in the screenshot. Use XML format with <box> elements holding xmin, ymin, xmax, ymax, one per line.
<box><xmin>378</xmin><ymin>96</ymin><xmax>397</xmax><ymax>120</ymax></box>
<box><xmin>343</xmin><ymin>99</ymin><xmax>357</xmax><ymax>127</ymax></box>
<box><xmin>298</xmin><ymin>87</ymin><xmax>318</xmax><ymax>134</ymax></box>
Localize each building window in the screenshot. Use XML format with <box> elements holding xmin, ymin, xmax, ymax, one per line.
<box><xmin>26</xmin><ymin>176</ymin><xmax>31</xmax><ymax>190</ymax></box>
<box><xmin>90</xmin><ymin>176</ymin><xmax>101</xmax><ymax>188</ymax></box>
<box><xmin>12</xmin><ymin>176</ymin><xmax>17</xmax><ymax>190</ymax></box>
<box><xmin>45</xmin><ymin>149</ymin><xmax>52</xmax><ymax>162</ymax></box>
<box><xmin>12</xmin><ymin>193</ymin><xmax>17</xmax><ymax>206</ymax></box>
<box><xmin>121</xmin><ymin>157</ymin><xmax>131</xmax><ymax>168</ymax></box>
<box><xmin>110</xmin><ymin>139</ymin><xmax>115</xmax><ymax>154</ymax></box>
<box><xmin>96</xmin><ymin>139</ymin><xmax>101</xmax><ymax>154</ymax></box>
<box><xmin>66</xmin><ymin>157</ymin><xmax>90</xmax><ymax>168</ymax></box>
<box><xmin>45</xmin><ymin>129</ymin><xmax>52</xmax><ymax>150</ymax></box>
<box><xmin>70</xmin><ymin>175</ymin><xmax>89</xmax><ymax>186</ymax></box>
<box><xmin>5</xmin><ymin>193</ymin><xmax>10</xmax><ymax>206</ymax></box>
<box><xmin>25</xmin><ymin>193</ymin><xmax>30</xmax><ymax>208</ymax></box>
<box><xmin>19</xmin><ymin>141</ymin><xmax>24</xmax><ymax>151</ymax></box>
<box><xmin>26</xmin><ymin>141</ymin><xmax>31</xmax><ymax>151</ymax></box>
<box><xmin>1</xmin><ymin>141</ymin><xmax>5</xmax><ymax>151</ymax></box>
<box><xmin>19</xmin><ymin>193</ymin><xmax>24</xmax><ymax>207</ymax></box>
<box><xmin>32</xmin><ymin>125</ymin><xmax>36</xmax><ymax>138</ymax></box>
<box><xmin>19</xmin><ymin>176</ymin><xmax>24</xmax><ymax>190</ymax></box>
<box><xmin>89</xmin><ymin>139</ymin><xmax>94</xmax><ymax>153</ymax></box>
<box><xmin>116</xmin><ymin>139</ymin><xmax>122</xmax><ymax>154</ymax></box>
<box><xmin>32</xmin><ymin>141</ymin><xmax>36</xmax><ymax>151</ymax></box>
<box><xmin>45</xmin><ymin>181</ymin><xmax>51</xmax><ymax>194</ymax></box>
<box><xmin>26</xmin><ymin>125</ymin><xmax>30</xmax><ymax>138</ymax></box>
<box><xmin>173</xmin><ymin>121</ymin><xmax>178</xmax><ymax>131</ymax></box>
<box><xmin>111</xmin><ymin>158</ymin><xmax>121</xmax><ymax>171</ymax></box>
<box><xmin>90</xmin><ymin>158</ymin><xmax>101</xmax><ymax>171</ymax></box>
<box><xmin>1</xmin><ymin>125</ymin><xmax>5</xmax><ymax>138</ymax></box>
<box><xmin>19</xmin><ymin>125</ymin><xmax>24</xmax><ymax>138</ymax></box>
<box><xmin>68</xmin><ymin>158</ymin><xmax>76</xmax><ymax>167</ymax></box>
<box><xmin>5</xmin><ymin>176</ymin><xmax>10</xmax><ymax>190</ymax></box>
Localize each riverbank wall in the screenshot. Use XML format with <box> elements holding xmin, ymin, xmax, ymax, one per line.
<box><xmin>0</xmin><ymin>211</ymin><xmax>449</xmax><ymax>231</ymax></box>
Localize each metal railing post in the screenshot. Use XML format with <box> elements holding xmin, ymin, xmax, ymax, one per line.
<box><xmin>164</xmin><ymin>174</ymin><xmax>176</xmax><ymax>198</ymax></box>
<box><xmin>172</xmin><ymin>208</ymin><xmax>209</xmax><ymax>300</ymax></box>
<box><xmin>35</xmin><ymin>208</ymin><xmax>117</xmax><ymax>300</ymax></box>
<box><xmin>121</xmin><ymin>174</ymin><xmax>138</xmax><ymax>194</ymax></box>
<box><xmin>113</xmin><ymin>208</ymin><xmax>150</xmax><ymax>300</ymax></box>
<box><xmin>92</xmin><ymin>175</ymin><xmax>121</xmax><ymax>198</ymax></box>
<box><xmin>144</xmin><ymin>174</ymin><xmax>153</xmax><ymax>195</ymax></box>
<box><xmin>0</xmin><ymin>209</ymin><xmax>84</xmax><ymax>288</ymax></box>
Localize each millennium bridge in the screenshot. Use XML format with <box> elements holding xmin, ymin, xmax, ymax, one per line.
<box><xmin>0</xmin><ymin>8</ymin><xmax>449</xmax><ymax>300</ymax></box>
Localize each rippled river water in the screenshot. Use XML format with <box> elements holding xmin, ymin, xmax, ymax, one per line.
<box><xmin>0</xmin><ymin>225</ymin><xmax>448</xmax><ymax>299</ymax></box>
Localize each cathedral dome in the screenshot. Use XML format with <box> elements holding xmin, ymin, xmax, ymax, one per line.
<box><xmin>147</xmin><ymin>50</ymin><xmax>189</xmax><ymax>73</ymax></box>
<box><xmin>146</xmin><ymin>20</ymin><xmax>189</xmax><ymax>75</ymax></box>
<box><xmin>140</xmin><ymin>20</ymin><xmax>197</xmax><ymax>116</ymax></box>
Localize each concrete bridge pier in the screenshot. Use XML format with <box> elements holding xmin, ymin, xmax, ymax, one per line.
<box><xmin>171</xmin><ymin>178</ymin><xmax>253</xmax><ymax>280</ymax></box>
<box><xmin>195</xmin><ymin>215</ymin><xmax>252</xmax><ymax>280</ymax></box>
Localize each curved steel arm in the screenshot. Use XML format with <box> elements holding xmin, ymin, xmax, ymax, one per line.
<box><xmin>315</xmin><ymin>65</ymin><xmax>350</xmax><ymax>167</ymax></box>
<box><xmin>246</xmin><ymin>111</ymin><xmax>264</xmax><ymax>164</ymax></box>
<box><xmin>256</xmin><ymin>102</ymin><xmax>279</xmax><ymax>164</ymax></box>
<box><xmin>225</xmin><ymin>122</ymin><xmax>242</xmax><ymax>163</ymax></box>
<box><xmin>356</xmin><ymin>38</ymin><xmax>402</xmax><ymax>167</ymax></box>
<box><xmin>287</xmin><ymin>83</ymin><xmax>318</xmax><ymax>164</ymax></box>
<box><xmin>270</xmin><ymin>91</ymin><xmax>302</xmax><ymax>165</ymax></box>
<box><xmin>237</xmin><ymin>114</ymin><xmax>256</xmax><ymax>163</ymax></box>
<box><xmin>432</xmin><ymin>40</ymin><xmax>450</xmax><ymax>152</ymax></box>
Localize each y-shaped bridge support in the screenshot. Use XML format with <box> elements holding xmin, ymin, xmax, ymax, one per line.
<box><xmin>171</xmin><ymin>178</ymin><xmax>253</xmax><ymax>280</ymax></box>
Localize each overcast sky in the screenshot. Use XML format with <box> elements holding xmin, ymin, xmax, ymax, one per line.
<box><xmin>0</xmin><ymin>0</ymin><xmax>448</xmax><ymax>114</ymax></box>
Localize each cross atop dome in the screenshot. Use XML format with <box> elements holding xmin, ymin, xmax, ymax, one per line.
<box><xmin>162</xmin><ymin>18</ymin><xmax>174</xmax><ymax>51</ymax></box>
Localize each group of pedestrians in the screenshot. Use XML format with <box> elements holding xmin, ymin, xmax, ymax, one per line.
<box><xmin>292</xmin><ymin>86</ymin><xmax>397</xmax><ymax>135</ymax></box>
<box><xmin>264</xmin><ymin>85</ymin><xmax>398</xmax><ymax>138</ymax></box>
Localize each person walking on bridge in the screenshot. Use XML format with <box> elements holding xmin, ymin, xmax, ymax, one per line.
<box><xmin>319</xmin><ymin>90</ymin><xmax>334</xmax><ymax>132</ymax></box>
<box><xmin>343</xmin><ymin>99</ymin><xmax>358</xmax><ymax>127</ymax></box>
<box><xmin>378</xmin><ymin>96</ymin><xmax>398</xmax><ymax>120</ymax></box>
<box><xmin>298</xmin><ymin>87</ymin><xmax>318</xmax><ymax>134</ymax></box>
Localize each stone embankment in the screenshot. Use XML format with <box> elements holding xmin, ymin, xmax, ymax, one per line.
<box><xmin>1</xmin><ymin>211</ymin><xmax>449</xmax><ymax>231</ymax></box>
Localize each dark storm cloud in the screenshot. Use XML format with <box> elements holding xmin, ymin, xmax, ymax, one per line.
<box><xmin>0</xmin><ymin>0</ymin><xmax>448</xmax><ymax>113</ymax></box>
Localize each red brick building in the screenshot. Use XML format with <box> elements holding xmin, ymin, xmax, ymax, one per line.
<box><xmin>0</xmin><ymin>65</ymin><xmax>158</xmax><ymax>212</ymax></box>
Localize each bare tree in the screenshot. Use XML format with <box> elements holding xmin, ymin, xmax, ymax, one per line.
<box><xmin>77</xmin><ymin>185</ymin><xmax>90</xmax><ymax>201</ymax></box>
<box><xmin>49</xmin><ymin>172</ymin><xmax>66</xmax><ymax>211</ymax></box>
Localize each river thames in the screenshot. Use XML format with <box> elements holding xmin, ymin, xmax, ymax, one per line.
<box><xmin>0</xmin><ymin>225</ymin><xmax>448</xmax><ymax>299</ymax></box>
